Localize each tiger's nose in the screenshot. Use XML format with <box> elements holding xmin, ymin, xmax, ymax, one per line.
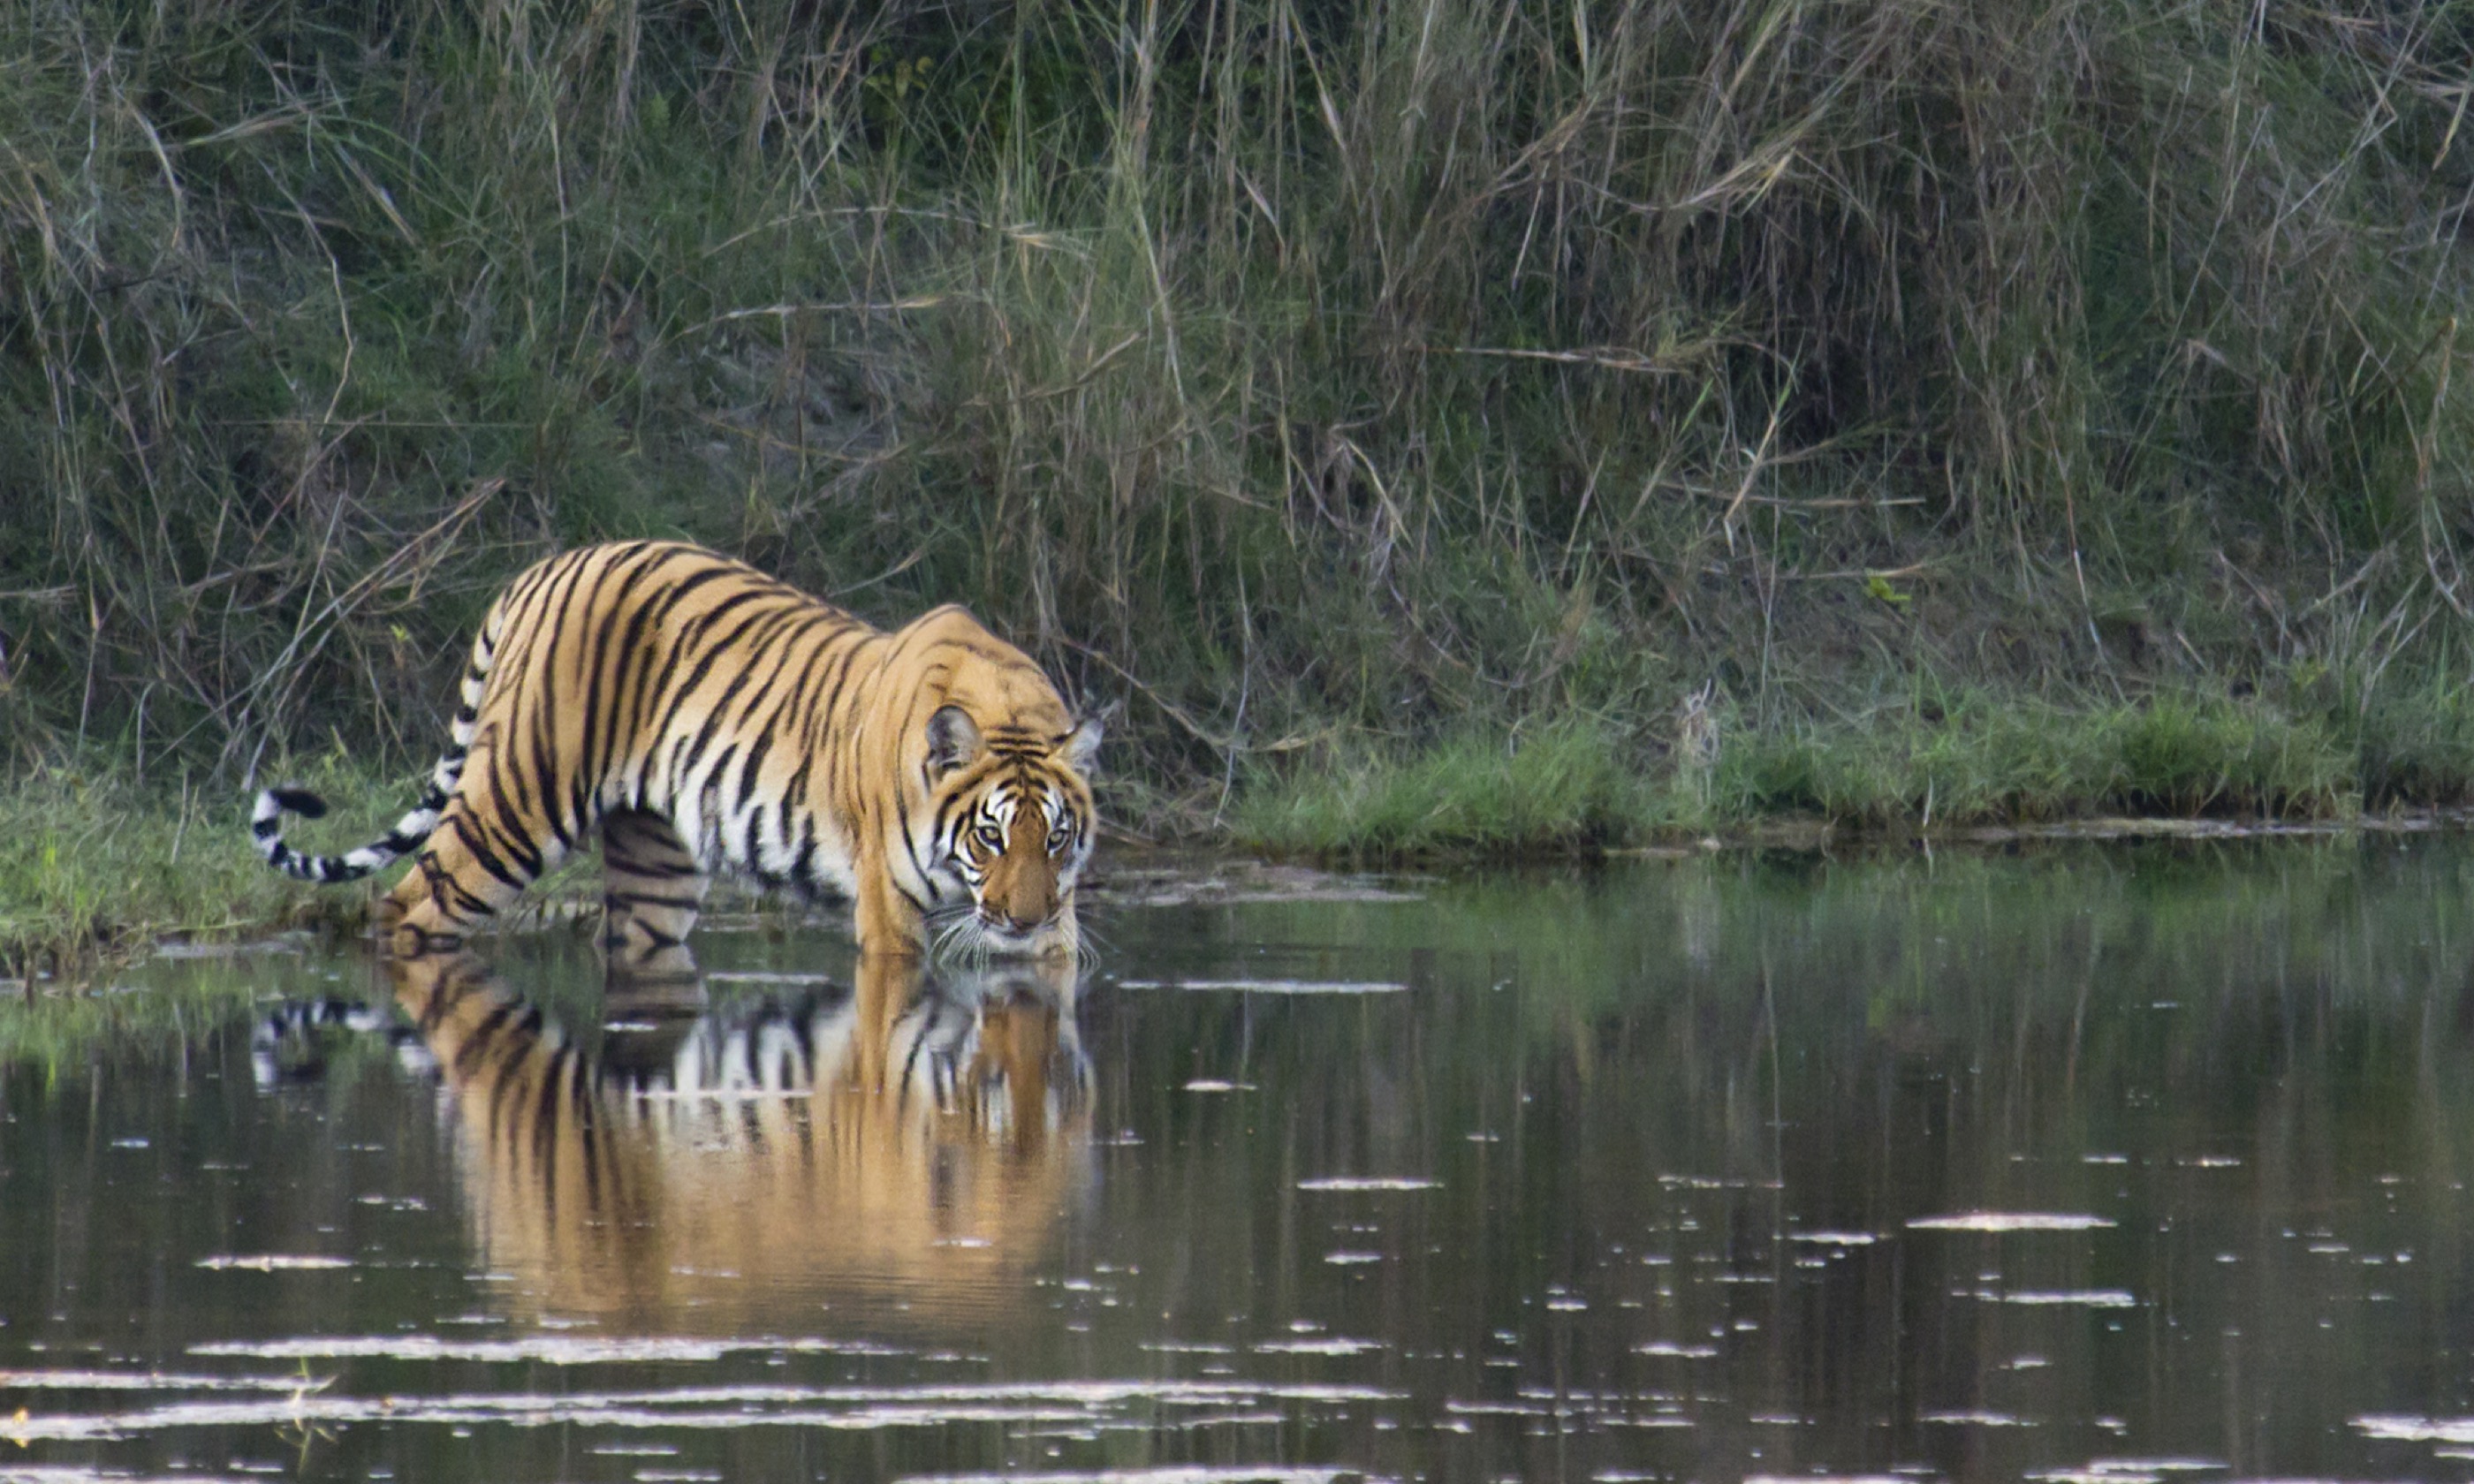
<box><xmin>982</xmin><ymin>905</ymin><xmax>1043</xmax><ymax>934</ymax></box>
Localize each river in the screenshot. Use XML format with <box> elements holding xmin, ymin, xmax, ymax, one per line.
<box><xmin>6</xmin><ymin>839</ymin><xmax>2474</xmax><ymax>1481</ymax></box>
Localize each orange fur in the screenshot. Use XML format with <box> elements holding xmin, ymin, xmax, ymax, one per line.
<box><xmin>252</xmin><ymin>541</ymin><xmax>1101</xmax><ymax>959</ymax></box>
<box><xmin>375</xmin><ymin>948</ymin><xmax>1089</xmax><ymax>1329</ymax></box>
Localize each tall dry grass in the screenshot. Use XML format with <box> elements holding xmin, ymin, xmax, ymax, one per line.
<box><xmin>2</xmin><ymin>0</ymin><xmax>2470</xmax><ymax>816</ymax></box>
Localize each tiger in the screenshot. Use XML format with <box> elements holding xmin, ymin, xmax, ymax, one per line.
<box><xmin>254</xmin><ymin>947</ymin><xmax>1092</xmax><ymax>1330</ymax></box>
<box><xmin>248</xmin><ymin>540</ymin><xmax>1103</xmax><ymax>960</ymax></box>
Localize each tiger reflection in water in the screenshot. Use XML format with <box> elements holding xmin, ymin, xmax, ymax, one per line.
<box><xmin>255</xmin><ymin>948</ymin><xmax>1092</xmax><ymax>1330</ymax></box>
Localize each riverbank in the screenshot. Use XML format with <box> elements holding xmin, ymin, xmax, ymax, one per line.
<box><xmin>1227</xmin><ymin>680</ymin><xmax>2474</xmax><ymax>859</ymax></box>
<box><xmin>11</xmin><ymin>668</ymin><xmax>2474</xmax><ymax>973</ymax></box>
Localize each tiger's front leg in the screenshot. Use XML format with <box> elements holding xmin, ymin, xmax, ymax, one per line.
<box><xmin>854</xmin><ymin>859</ymin><xmax>930</xmax><ymax>958</ymax></box>
<box><xmin>601</xmin><ymin>808</ymin><xmax>710</xmax><ymax>961</ymax></box>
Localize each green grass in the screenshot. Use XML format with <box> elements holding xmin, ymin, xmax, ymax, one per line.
<box><xmin>0</xmin><ymin>761</ymin><xmax>414</xmax><ymax>971</ymax></box>
<box><xmin>5</xmin><ymin>0</ymin><xmax>2474</xmax><ymax>931</ymax></box>
<box><xmin>0</xmin><ymin>668</ymin><xmax>2464</xmax><ymax>959</ymax></box>
<box><xmin>1711</xmin><ymin>690</ymin><xmax>2358</xmax><ymax>829</ymax></box>
<box><xmin>1230</xmin><ymin>715</ymin><xmax>1656</xmax><ymax>859</ymax></box>
<box><xmin>1233</xmin><ymin>678</ymin><xmax>2451</xmax><ymax>861</ymax></box>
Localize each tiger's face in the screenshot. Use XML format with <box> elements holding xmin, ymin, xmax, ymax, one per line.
<box><xmin>926</xmin><ymin>705</ymin><xmax>1100</xmax><ymax>959</ymax></box>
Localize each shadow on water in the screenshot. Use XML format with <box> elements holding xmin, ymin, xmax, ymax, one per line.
<box><xmin>11</xmin><ymin>839</ymin><xmax>2474</xmax><ymax>1480</ymax></box>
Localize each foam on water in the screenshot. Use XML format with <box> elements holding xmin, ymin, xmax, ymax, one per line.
<box><xmin>1112</xmin><ymin>980</ymin><xmax>1408</xmax><ymax>995</ymax></box>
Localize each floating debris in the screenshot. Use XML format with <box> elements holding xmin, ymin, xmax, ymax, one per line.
<box><xmin>1250</xmin><ymin>1337</ymin><xmax>1386</xmax><ymax>1356</ymax></box>
<box><xmin>2356</xmin><ymin>1415</ymin><xmax>2474</xmax><ymax>1442</ymax></box>
<box><xmin>1115</xmin><ymin>980</ymin><xmax>1408</xmax><ymax>996</ymax></box>
<box><xmin>1909</xmin><ymin>1213</ymin><xmax>2117</xmax><ymax>1232</ymax></box>
<box><xmin>892</xmin><ymin>1468</ymin><xmax>1357</xmax><ymax>1484</ymax></box>
<box><xmin>1991</xmin><ymin>1290</ymin><xmax>2138</xmax><ymax>1307</ymax></box>
<box><xmin>0</xmin><ymin>1370</ymin><xmax>311</xmax><ymax>1393</ymax></box>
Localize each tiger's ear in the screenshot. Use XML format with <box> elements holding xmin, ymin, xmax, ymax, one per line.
<box><xmin>925</xmin><ymin>705</ymin><xmax>983</xmax><ymax>776</ymax></box>
<box><xmin>1063</xmin><ymin>708</ymin><xmax>1106</xmax><ymax>775</ymax></box>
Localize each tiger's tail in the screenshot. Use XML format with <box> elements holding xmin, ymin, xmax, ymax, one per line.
<box><xmin>252</xmin><ymin>618</ymin><xmax>498</xmax><ymax>884</ymax></box>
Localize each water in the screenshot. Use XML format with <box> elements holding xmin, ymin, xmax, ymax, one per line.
<box><xmin>8</xmin><ymin>838</ymin><xmax>2474</xmax><ymax>1483</ymax></box>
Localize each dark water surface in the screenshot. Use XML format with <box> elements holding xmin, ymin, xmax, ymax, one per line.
<box><xmin>11</xmin><ymin>840</ymin><xmax>2474</xmax><ymax>1483</ymax></box>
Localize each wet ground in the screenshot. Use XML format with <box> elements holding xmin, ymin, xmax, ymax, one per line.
<box><xmin>10</xmin><ymin>838</ymin><xmax>2474</xmax><ymax>1482</ymax></box>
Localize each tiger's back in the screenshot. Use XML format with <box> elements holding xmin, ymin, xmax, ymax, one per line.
<box><xmin>252</xmin><ymin>541</ymin><xmax>1101</xmax><ymax>959</ymax></box>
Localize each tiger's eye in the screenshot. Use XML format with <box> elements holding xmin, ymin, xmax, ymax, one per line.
<box><xmin>1047</xmin><ymin>823</ymin><xmax>1072</xmax><ymax>854</ymax></box>
<box><xmin>974</xmin><ymin>822</ymin><xmax>1005</xmax><ymax>852</ymax></box>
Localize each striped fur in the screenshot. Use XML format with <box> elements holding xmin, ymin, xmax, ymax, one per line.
<box><xmin>247</xmin><ymin>949</ymin><xmax>1091</xmax><ymax>1328</ymax></box>
<box><xmin>251</xmin><ymin>541</ymin><xmax>1102</xmax><ymax>959</ymax></box>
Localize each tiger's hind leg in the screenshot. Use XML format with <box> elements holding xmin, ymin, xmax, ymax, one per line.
<box><xmin>381</xmin><ymin>790</ymin><xmax>568</xmax><ymax>953</ymax></box>
<box><xmin>599</xmin><ymin>808</ymin><xmax>709</xmax><ymax>962</ymax></box>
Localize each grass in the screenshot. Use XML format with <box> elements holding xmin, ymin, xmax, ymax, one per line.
<box><xmin>1230</xmin><ymin>715</ymin><xmax>1656</xmax><ymax>859</ymax></box>
<box><xmin>0</xmin><ymin>760</ymin><xmax>406</xmax><ymax>973</ymax></box>
<box><xmin>5</xmin><ymin>0</ymin><xmax>2474</xmax><ymax>943</ymax></box>
<box><xmin>1710</xmin><ymin>689</ymin><xmax>2359</xmax><ymax>830</ymax></box>
<box><xmin>0</xmin><ymin>672</ymin><xmax>2464</xmax><ymax>966</ymax></box>
<box><xmin>1233</xmin><ymin>678</ymin><xmax>2453</xmax><ymax>861</ymax></box>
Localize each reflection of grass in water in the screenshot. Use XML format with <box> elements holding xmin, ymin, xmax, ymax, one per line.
<box><xmin>1159</xmin><ymin>837</ymin><xmax>2474</xmax><ymax>1064</ymax></box>
<box><xmin>0</xmin><ymin>948</ymin><xmax>382</xmax><ymax>1073</ymax></box>
<box><xmin>1103</xmin><ymin>840</ymin><xmax>2474</xmax><ymax>1389</ymax></box>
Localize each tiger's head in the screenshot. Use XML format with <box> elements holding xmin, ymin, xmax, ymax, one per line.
<box><xmin>921</xmin><ymin>701</ymin><xmax>1103</xmax><ymax>961</ymax></box>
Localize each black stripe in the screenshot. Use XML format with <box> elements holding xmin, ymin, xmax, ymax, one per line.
<box><xmin>674</xmin><ymin>605</ymin><xmax>805</xmax><ymax>783</ymax></box>
<box><xmin>531</xmin><ymin>1056</ymin><xmax>566</xmax><ymax>1175</ymax></box>
<box><xmin>894</xmin><ymin>787</ymin><xmax>937</xmax><ymax>885</ymax></box>
<box><xmin>789</xmin><ymin>814</ymin><xmax>819</xmax><ymax>889</ymax></box>
<box><xmin>444</xmin><ymin>813</ymin><xmax>530</xmax><ymax>892</ymax></box>
<box><xmin>808</xmin><ymin>640</ymin><xmax>866</xmax><ymax>746</ymax></box>
<box><xmin>526</xmin><ymin>552</ymin><xmax>603</xmax><ymax>845</ymax></box>
<box><xmin>573</xmin><ymin>553</ymin><xmax>641</xmax><ymax>814</ymax></box>
<box><xmin>640</xmin><ymin>589</ymin><xmax>786</xmax><ymax>764</ymax></box>
<box><xmin>626</xmin><ymin>558</ymin><xmax>742</xmax><ymax>746</ymax></box>
<box><xmin>455</xmin><ymin>1001</ymin><xmax>520</xmax><ymax>1079</ymax></box>
<box><xmin>603</xmin><ymin>889</ymin><xmax>702</xmax><ymax>909</ymax></box>
<box><xmin>734</xmin><ymin>723</ymin><xmax>777</xmax><ymax>816</ymax></box>
<box><xmin>573</xmin><ymin>1069</ymin><xmax>605</xmax><ymax>1212</ymax></box>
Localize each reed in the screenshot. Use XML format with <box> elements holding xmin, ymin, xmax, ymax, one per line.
<box><xmin>0</xmin><ymin>0</ymin><xmax>2468</xmax><ymax>875</ymax></box>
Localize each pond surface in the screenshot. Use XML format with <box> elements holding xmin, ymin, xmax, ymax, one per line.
<box><xmin>10</xmin><ymin>839</ymin><xmax>2474</xmax><ymax>1483</ymax></box>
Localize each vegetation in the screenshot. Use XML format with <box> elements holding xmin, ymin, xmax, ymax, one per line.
<box><xmin>0</xmin><ymin>760</ymin><xmax>402</xmax><ymax>973</ymax></box>
<box><xmin>6</xmin><ymin>0</ymin><xmax>2474</xmax><ymax>944</ymax></box>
